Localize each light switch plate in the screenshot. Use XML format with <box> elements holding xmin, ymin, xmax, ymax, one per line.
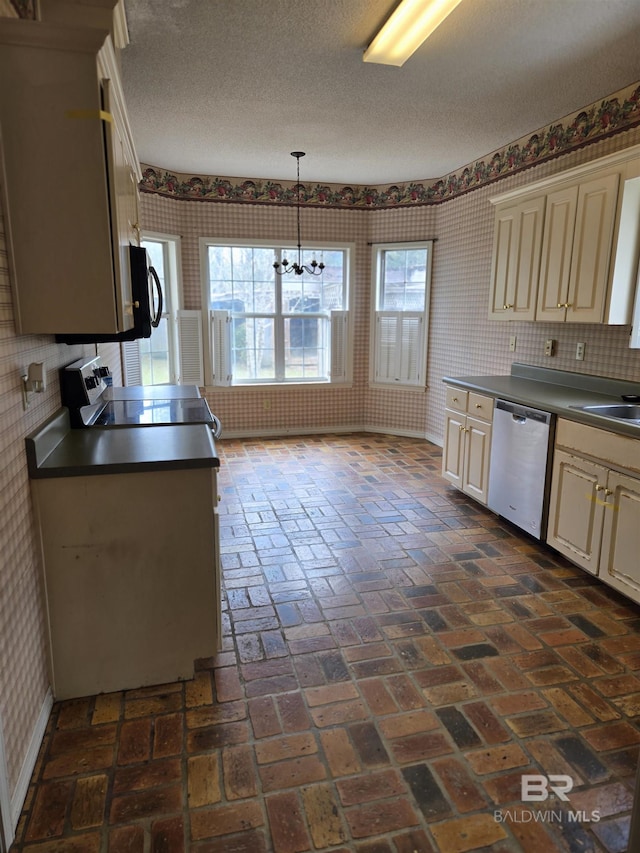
<box><xmin>544</xmin><ymin>339</ymin><xmax>556</xmax><ymax>357</ymax></box>
<box><xmin>576</xmin><ymin>342</ymin><xmax>586</xmax><ymax>360</ymax></box>
<box><xmin>509</xmin><ymin>335</ymin><xmax>517</xmax><ymax>352</ymax></box>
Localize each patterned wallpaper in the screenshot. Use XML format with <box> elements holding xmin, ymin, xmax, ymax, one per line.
<box><xmin>1</xmin><ymin>65</ymin><xmax>640</xmax><ymax>840</ymax></box>
<box><xmin>141</xmin><ymin>121</ymin><xmax>640</xmax><ymax>443</ymax></box>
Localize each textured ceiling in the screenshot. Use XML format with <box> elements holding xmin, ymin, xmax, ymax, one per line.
<box><xmin>120</xmin><ymin>0</ymin><xmax>640</xmax><ymax>186</ymax></box>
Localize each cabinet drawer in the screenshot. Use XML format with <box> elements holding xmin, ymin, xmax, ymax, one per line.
<box><xmin>556</xmin><ymin>418</ymin><xmax>640</xmax><ymax>478</ymax></box>
<box><xmin>445</xmin><ymin>387</ymin><xmax>468</xmax><ymax>413</ymax></box>
<box><xmin>468</xmin><ymin>393</ymin><xmax>494</xmax><ymax>422</ymax></box>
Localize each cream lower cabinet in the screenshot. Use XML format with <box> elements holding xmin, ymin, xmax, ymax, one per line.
<box><xmin>442</xmin><ymin>388</ymin><xmax>493</xmax><ymax>504</ymax></box>
<box><xmin>547</xmin><ymin>449</ymin><xmax>607</xmax><ymax>574</ymax></box>
<box><xmin>547</xmin><ymin>419</ymin><xmax>640</xmax><ymax>603</ymax></box>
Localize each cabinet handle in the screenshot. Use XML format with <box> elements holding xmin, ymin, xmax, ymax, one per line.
<box><xmin>475</xmin><ymin>404</ymin><xmax>482</xmax><ymax>409</ymax></box>
<box><xmin>459</xmin><ymin>425</ymin><xmax>464</xmax><ymax>432</ymax></box>
<box><xmin>503</xmin><ymin>304</ymin><xmax>513</xmax><ymax>310</ymax></box>
<box><xmin>132</xmin><ymin>222</ymin><xmax>141</xmax><ymax>241</ymax></box>
<box><xmin>557</xmin><ymin>303</ymin><xmax>564</xmax><ymax>309</ymax></box>
<box><xmin>564</xmin><ymin>303</ymin><xmax>572</xmax><ymax>309</ymax></box>
<box><xmin>595</xmin><ymin>484</ymin><xmax>604</xmax><ymax>491</ymax></box>
<box><xmin>604</xmin><ymin>488</ymin><xmax>613</xmax><ymax>496</ymax></box>
<box><xmin>452</xmin><ymin>396</ymin><xmax>458</xmax><ymax>403</ymax></box>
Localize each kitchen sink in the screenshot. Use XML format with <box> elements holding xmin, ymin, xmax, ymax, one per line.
<box><xmin>571</xmin><ymin>403</ymin><xmax>640</xmax><ymax>420</ymax></box>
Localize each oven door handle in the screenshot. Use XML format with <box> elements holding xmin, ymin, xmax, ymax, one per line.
<box><xmin>148</xmin><ymin>265</ymin><xmax>163</xmax><ymax>328</ymax></box>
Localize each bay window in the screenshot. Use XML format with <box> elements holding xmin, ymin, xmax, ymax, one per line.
<box><xmin>201</xmin><ymin>240</ymin><xmax>351</xmax><ymax>386</ymax></box>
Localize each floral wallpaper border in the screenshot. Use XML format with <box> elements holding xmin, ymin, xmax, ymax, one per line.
<box><xmin>140</xmin><ymin>80</ymin><xmax>640</xmax><ymax>209</ymax></box>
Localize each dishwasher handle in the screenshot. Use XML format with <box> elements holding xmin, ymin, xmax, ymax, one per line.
<box><xmin>494</xmin><ymin>398</ymin><xmax>553</xmax><ymax>425</ymax></box>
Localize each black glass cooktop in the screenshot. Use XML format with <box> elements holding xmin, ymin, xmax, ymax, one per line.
<box><xmin>94</xmin><ymin>398</ymin><xmax>214</xmax><ymax>427</ymax></box>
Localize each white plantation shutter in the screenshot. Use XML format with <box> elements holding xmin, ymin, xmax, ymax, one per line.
<box><xmin>121</xmin><ymin>340</ymin><xmax>142</xmax><ymax>385</ymax></box>
<box><xmin>211</xmin><ymin>310</ymin><xmax>232</xmax><ymax>387</ymax></box>
<box><xmin>177</xmin><ymin>310</ymin><xmax>204</xmax><ymax>385</ymax></box>
<box><xmin>374</xmin><ymin>314</ymin><xmax>397</xmax><ymax>384</ymax></box>
<box><xmin>374</xmin><ymin>312</ymin><xmax>424</xmax><ymax>386</ymax></box>
<box><xmin>330</xmin><ymin>310</ymin><xmax>348</xmax><ymax>382</ymax></box>
<box><xmin>398</xmin><ymin>314</ymin><xmax>424</xmax><ymax>384</ymax></box>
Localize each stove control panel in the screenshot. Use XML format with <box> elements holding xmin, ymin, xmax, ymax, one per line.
<box><xmin>60</xmin><ymin>356</ymin><xmax>111</xmax><ymax>408</ymax></box>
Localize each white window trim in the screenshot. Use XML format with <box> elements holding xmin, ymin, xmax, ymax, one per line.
<box><xmin>122</xmin><ymin>231</ymin><xmax>185</xmax><ymax>385</ymax></box>
<box><xmin>199</xmin><ymin>237</ymin><xmax>354</xmax><ymax>388</ymax></box>
<box><xmin>369</xmin><ymin>240</ymin><xmax>433</xmax><ymax>391</ymax></box>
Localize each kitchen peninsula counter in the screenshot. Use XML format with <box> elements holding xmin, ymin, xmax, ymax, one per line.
<box><xmin>26</xmin><ymin>408</ymin><xmax>219</xmax><ymax>479</ymax></box>
<box><xmin>25</xmin><ymin>408</ymin><xmax>222</xmax><ymax>700</ymax></box>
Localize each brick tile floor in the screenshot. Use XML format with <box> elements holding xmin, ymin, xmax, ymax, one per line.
<box><xmin>10</xmin><ymin>433</ymin><xmax>640</xmax><ymax>852</ymax></box>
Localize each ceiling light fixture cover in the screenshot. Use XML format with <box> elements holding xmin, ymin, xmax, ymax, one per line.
<box><xmin>273</xmin><ymin>152</ymin><xmax>324</xmax><ymax>277</ymax></box>
<box><xmin>364</xmin><ymin>0</ymin><xmax>464</xmax><ymax>67</ymax></box>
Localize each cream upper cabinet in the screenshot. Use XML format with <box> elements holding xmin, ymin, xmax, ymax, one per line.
<box><xmin>536</xmin><ymin>171</ymin><xmax>619</xmax><ymax>323</ymax></box>
<box><xmin>442</xmin><ymin>387</ymin><xmax>493</xmax><ymax>505</ymax></box>
<box><xmin>489</xmin><ymin>195</ymin><xmax>545</xmax><ymax>321</ymax></box>
<box><xmin>0</xmin><ymin>13</ymin><xmax>141</xmax><ymax>336</ymax></box>
<box><xmin>547</xmin><ymin>419</ymin><xmax>640</xmax><ymax>604</ymax></box>
<box><xmin>488</xmin><ymin>145</ymin><xmax>640</xmax><ymax>325</ymax></box>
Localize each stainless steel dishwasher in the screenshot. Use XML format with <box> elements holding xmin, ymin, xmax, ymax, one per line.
<box><xmin>487</xmin><ymin>399</ymin><xmax>555</xmax><ymax>540</ymax></box>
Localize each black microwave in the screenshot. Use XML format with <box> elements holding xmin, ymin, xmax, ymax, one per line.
<box><xmin>56</xmin><ymin>245</ymin><xmax>163</xmax><ymax>345</ymax></box>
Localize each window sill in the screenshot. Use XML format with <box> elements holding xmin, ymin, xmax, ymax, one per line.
<box><xmin>369</xmin><ymin>382</ymin><xmax>427</xmax><ymax>393</ymax></box>
<box><xmin>206</xmin><ymin>381</ymin><xmax>353</xmax><ymax>392</ymax></box>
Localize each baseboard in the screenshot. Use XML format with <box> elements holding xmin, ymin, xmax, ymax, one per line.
<box><xmin>220</xmin><ymin>425</ymin><xmax>366</xmax><ymax>439</ymax></box>
<box><xmin>426</xmin><ymin>431</ymin><xmax>443</xmax><ymax>447</ymax></box>
<box><xmin>220</xmin><ymin>425</ymin><xmax>443</xmax><ymax>442</ymax></box>
<box><xmin>10</xmin><ymin>689</ymin><xmax>53</xmax><ymax>836</ymax></box>
<box><xmin>0</xmin><ymin>712</ymin><xmax>11</xmax><ymax>851</ymax></box>
<box><xmin>364</xmin><ymin>424</ymin><xmax>430</xmax><ymax>440</ymax></box>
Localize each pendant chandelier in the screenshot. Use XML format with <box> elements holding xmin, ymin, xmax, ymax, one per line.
<box><xmin>273</xmin><ymin>151</ymin><xmax>324</xmax><ymax>277</ymax></box>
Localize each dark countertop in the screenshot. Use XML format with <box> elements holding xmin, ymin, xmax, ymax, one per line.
<box><xmin>443</xmin><ymin>363</ymin><xmax>640</xmax><ymax>439</ymax></box>
<box><xmin>26</xmin><ymin>408</ymin><xmax>220</xmax><ymax>479</ymax></box>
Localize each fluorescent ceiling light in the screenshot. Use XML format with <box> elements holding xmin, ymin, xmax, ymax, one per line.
<box><xmin>364</xmin><ymin>0</ymin><xmax>464</xmax><ymax>67</ymax></box>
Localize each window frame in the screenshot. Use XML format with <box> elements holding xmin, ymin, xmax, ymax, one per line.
<box><xmin>122</xmin><ymin>231</ymin><xmax>182</xmax><ymax>386</ymax></box>
<box><xmin>369</xmin><ymin>240</ymin><xmax>433</xmax><ymax>391</ymax></box>
<box><xmin>199</xmin><ymin>237</ymin><xmax>354</xmax><ymax>388</ymax></box>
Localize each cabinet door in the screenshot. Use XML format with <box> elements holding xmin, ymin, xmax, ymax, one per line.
<box><xmin>442</xmin><ymin>409</ymin><xmax>465</xmax><ymax>489</ymax></box>
<box><xmin>488</xmin><ymin>197</ymin><xmax>544</xmax><ymax>321</ymax></box>
<box><xmin>103</xmin><ymin>79</ymin><xmax>135</xmax><ymax>332</ymax></box>
<box><xmin>599</xmin><ymin>471</ymin><xmax>640</xmax><ymax>602</ymax></box>
<box><xmin>463</xmin><ymin>416</ymin><xmax>492</xmax><ymax>505</ymax></box>
<box><xmin>536</xmin><ymin>185</ymin><xmax>578</xmax><ymax>321</ymax></box>
<box><xmin>566</xmin><ymin>171</ymin><xmax>619</xmax><ymax>323</ymax></box>
<box><xmin>546</xmin><ymin>450</ymin><xmax>606</xmax><ymax>574</ymax></box>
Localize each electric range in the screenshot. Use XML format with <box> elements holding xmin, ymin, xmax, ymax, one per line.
<box><xmin>60</xmin><ymin>356</ymin><xmax>221</xmax><ymax>437</ymax></box>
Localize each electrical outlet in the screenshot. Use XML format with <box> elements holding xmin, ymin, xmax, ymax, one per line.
<box><xmin>576</xmin><ymin>342</ymin><xmax>586</xmax><ymax>361</ymax></box>
<box><xmin>509</xmin><ymin>335</ymin><xmax>517</xmax><ymax>352</ymax></box>
<box><xmin>544</xmin><ymin>339</ymin><xmax>556</xmax><ymax>357</ymax></box>
<box><xmin>263</xmin><ymin>399</ymin><xmax>271</xmax><ymax>410</ymax></box>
